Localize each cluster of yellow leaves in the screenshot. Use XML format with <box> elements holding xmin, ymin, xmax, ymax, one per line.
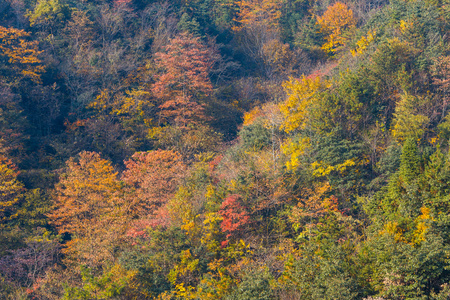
<box><xmin>279</xmin><ymin>76</ymin><xmax>328</xmax><ymax>170</ymax></box>
<box><xmin>27</xmin><ymin>0</ymin><xmax>65</xmax><ymax>26</ymax></box>
<box><xmin>281</xmin><ymin>137</ymin><xmax>310</xmax><ymax>171</ymax></box>
<box><xmin>391</xmin><ymin>93</ymin><xmax>430</xmax><ymax>142</ymax></box>
<box><xmin>168</xmin><ymin>185</ymin><xmax>197</xmax><ymax>230</ymax></box>
<box><xmin>88</xmin><ymin>89</ymin><xmax>110</xmax><ymax>112</ymax></box>
<box><xmin>280</xmin><ymin>75</ymin><xmax>328</xmax><ymax>133</ymax></box>
<box><xmin>78</xmin><ymin>264</ymin><xmax>136</xmax><ymax>299</ymax></box>
<box><xmin>351</xmin><ymin>30</ymin><xmax>376</xmax><ymax>56</ymax></box>
<box><xmin>163</xmin><ymin>258</ymin><xmax>234</xmax><ymax>300</ymax></box>
<box><xmin>0</xmin><ymin>155</ymin><xmax>23</xmax><ymax>224</ymax></box>
<box><xmin>202</xmin><ymin>212</ymin><xmax>223</xmax><ymax>253</ymax></box>
<box><xmin>89</xmin><ymin>88</ymin><xmax>155</xmax><ymax>130</ymax></box>
<box><xmin>243</xmin><ymin>106</ymin><xmax>263</xmax><ymax>126</ymax></box>
<box><xmin>48</xmin><ymin>152</ymin><xmax>126</xmax><ymax>268</ymax></box>
<box><xmin>194</xmin><ymin>259</ymin><xmax>233</xmax><ymax>300</ymax></box>
<box><xmin>382</xmin><ymin>221</ymin><xmax>405</xmax><ymax>243</ymax></box>
<box><xmin>399</xmin><ymin>19</ymin><xmax>412</xmax><ymax>35</ymax></box>
<box><xmin>113</xmin><ymin>89</ymin><xmax>152</xmax><ymax>119</ymax></box>
<box><xmin>412</xmin><ymin>207</ymin><xmax>433</xmax><ymax>245</ymax></box>
<box><xmin>0</xmin><ymin>26</ymin><xmax>44</xmax><ymax>83</ymax></box>
<box><xmin>311</xmin><ymin>158</ymin><xmax>357</xmax><ymax>177</ymax></box>
<box><xmin>244</xmin><ymin>102</ymin><xmax>283</xmax><ymax>131</ymax></box>
<box><xmin>168</xmin><ymin>249</ymin><xmax>200</xmax><ymax>285</ymax></box>
<box><xmin>381</xmin><ymin>207</ymin><xmax>433</xmax><ymax>246</ymax></box>
<box><xmin>316</xmin><ymin>2</ymin><xmax>356</xmax><ymax>54</ymax></box>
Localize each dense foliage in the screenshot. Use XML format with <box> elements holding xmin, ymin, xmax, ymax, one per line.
<box><xmin>1</xmin><ymin>0</ymin><xmax>450</xmax><ymax>298</ymax></box>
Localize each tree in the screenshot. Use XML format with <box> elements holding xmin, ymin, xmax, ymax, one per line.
<box><xmin>279</xmin><ymin>75</ymin><xmax>328</xmax><ymax>170</ymax></box>
<box><xmin>0</xmin><ymin>155</ymin><xmax>23</xmax><ymax>226</ymax></box>
<box><xmin>27</xmin><ymin>0</ymin><xmax>70</xmax><ymax>35</ymax></box>
<box><xmin>280</xmin><ymin>75</ymin><xmax>327</xmax><ymax>134</ymax></box>
<box><xmin>232</xmin><ymin>0</ymin><xmax>283</xmax><ymax>76</ymax></box>
<box><xmin>219</xmin><ymin>194</ymin><xmax>250</xmax><ymax>241</ymax></box>
<box><xmin>391</xmin><ymin>93</ymin><xmax>429</xmax><ymax>143</ymax></box>
<box><xmin>48</xmin><ymin>152</ymin><xmax>125</xmax><ymax>268</ymax></box>
<box><xmin>282</xmin><ymin>241</ymin><xmax>361</xmax><ymax>300</ymax></box>
<box><xmin>151</xmin><ymin>32</ymin><xmax>222</xmax><ymax>157</ymax></box>
<box><xmin>316</xmin><ymin>2</ymin><xmax>356</xmax><ymax>54</ymax></box>
<box><xmin>0</xmin><ymin>229</ymin><xmax>60</xmax><ymax>292</ymax></box>
<box><xmin>289</xmin><ymin>182</ymin><xmax>339</xmax><ymax>240</ymax></box>
<box><xmin>61</xmin><ymin>9</ymin><xmax>98</xmax><ymax>114</ymax></box>
<box><xmin>233</xmin><ymin>0</ymin><xmax>282</xmax><ymax>33</ymax></box>
<box><xmin>226</xmin><ymin>267</ymin><xmax>274</xmax><ymax>300</ymax></box>
<box><xmin>62</xmin><ymin>264</ymin><xmax>134</xmax><ymax>300</ymax></box>
<box><xmin>431</xmin><ymin>56</ymin><xmax>450</xmax><ymax>120</ymax></box>
<box><xmin>122</xmin><ymin>149</ymin><xmax>187</xmax><ymax>225</ymax></box>
<box><xmin>260</xmin><ymin>39</ymin><xmax>299</xmax><ymax>79</ymax></box>
<box><xmin>0</xmin><ymin>83</ymin><xmax>27</xmax><ymax>161</ymax></box>
<box><xmin>152</xmin><ymin>32</ymin><xmax>214</xmax><ymax>128</ymax></box>
<box><xmin>0</xmin><ymin>26</ymin><xmax>44</xmax><ymax>84</ymax></box>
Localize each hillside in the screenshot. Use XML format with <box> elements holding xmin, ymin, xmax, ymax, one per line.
<box><xmin>1</xmin><ymin>0</ymin><xmax>450</xmax><ymax>298</ymax></box>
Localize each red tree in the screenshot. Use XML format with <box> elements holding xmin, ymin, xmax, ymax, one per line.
<box><xmin>152</xmin><ymin>32</ymin><xmax>214</xmax><ymax>127</ymax></box>
<box><xmin>122</xmin><ymin>149</ymin><xmax>186</xmax><ymax>226</ymax></box>
<box><xmin>219</xmin><ymin>194</ymin><xmax>250</xmax><ymax>240</ymax></box>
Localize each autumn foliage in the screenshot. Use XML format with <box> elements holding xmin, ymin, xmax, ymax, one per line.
<box><xmin>4</xmin><ymin>0</ymin><xmax>450</xmax><ymax>299</ymax></box>
<box><xmin>219</xmin><ymin>194</ymin><xmax>250</xmax><ymax>240</ymax></box>
<box><xmin>233</xmin><ymin>0</ymin><xmax>282</xmax><ymax>32</ymax></box>
<box><xmin>153</xmin><ymin>33</ymin><xmax>214</xmax><ymax>127</ymax></box>
<box><xmin>122</xmin><ymin>149</ymin><xmax>186</xmax><ymax>225</ymax></box>
<box><xmin>316</xmin><ymin>2</ymin><xmax>356</xmax><ymax>54</ymax></box>
<box><xmin>0</xmin><ymin>155</ymin><xmax>23</xmax><ymax>225</ymax></box>
<box><xmin>48</xmin><ymin>152</ymin><xmax>126</xmax><ymax>267</ymax></box>
<box><xmin>0</xmin><ymin>26</ymin><xmax>44</xmax><ymax>83</ymax></box>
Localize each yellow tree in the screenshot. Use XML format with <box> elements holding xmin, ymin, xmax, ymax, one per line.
<box><xmin>48</xmin><ymin>151</ymin><xmax>126</xmax><ymax>268</ymax></box>
<box><xmin>391</xmin><ymin>93</ymin><xmax>430</xmax><ymax>143</ymax></box>
<box><xmin>0</xmin><ymin>26</ymin><xmax>44</xmax><ymax>83</ymax></box>
<box><xmin>233</xmin><ymin>0</ymin><xmax>283</xmax><ymax>32</ymax></box>
<box><xmin>279</xmin><ymin>75</ymin><xmax>329</xmax><ymax>170</ymax></box>
<box><xmin>316</xmin><ymin>2</ymin><xmax>356</xmax><ymax>54</ymax></box>
<box><xmin>280</xmin><ymin>75</ymin><xmax>328</xmax><ymax>133</ymax></box>
<box><xmin>0</xmin><ymin>155</ymin><xmax>23</xmax><ymax>226</ymax></box>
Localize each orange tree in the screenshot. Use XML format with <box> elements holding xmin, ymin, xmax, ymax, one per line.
<box><xmin>48</xmin><ymin>151</ymin><xmax>126</xmax><ymax>269</ymax></box>
<box><xmin>0</xmin><ymin>26</ymin><xmax>44</xmax><ymax>84</ymax></box>
<box><xmin>122</xmin><ymin>149</ymin><xmax>186</xmax><ymax>225</ymax></box>
<box><xmin>152</xmin><ymin>32</ymin><xmax>214</xmax><ymax>128</ymax></box>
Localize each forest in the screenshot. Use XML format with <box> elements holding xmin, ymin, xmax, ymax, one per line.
<box><xmin>1</xmin><ymin>0</ymin><xmax>450</xmax><ymax>298</ymax></box>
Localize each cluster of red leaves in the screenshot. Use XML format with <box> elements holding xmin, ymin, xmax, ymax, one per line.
<box><xmin>306</xmin><ymin>62</ymin><xmax>338</xmax><ymax>80</ymax></box>
<box><xmin>219</xmin><ymin>194</ymin><xmax>250</xmax><ymax>239</ymax></box>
